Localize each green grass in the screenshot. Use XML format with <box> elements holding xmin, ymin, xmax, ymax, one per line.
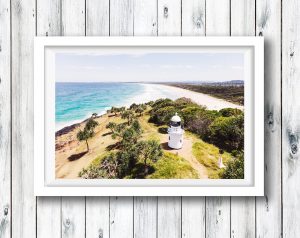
<box><xmin>148</xmin><ymin>152</ymin><xmax>198</xmax><ymax>179</ymax></box>
<box><xmin>192</xmin><ymin>140</ymin><xmax>232</xmax><ymax>178</ymax></box>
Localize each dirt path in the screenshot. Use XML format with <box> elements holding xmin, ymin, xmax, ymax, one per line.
<box><xmin>161</xmin><ymin>135</ymin><xmax>208</xmax><ymax>179</ymax></box>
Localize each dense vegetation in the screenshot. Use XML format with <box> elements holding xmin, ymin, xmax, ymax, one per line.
<box><xmin>167</xmin><ymin>83</ymin><xmax>244</xmax><ymax>105</ymax></box>
<box><xmin>148</xmin><ymin>97</ymin><xmax>244</xmax><ymax>179</ymax></box>
<box><xmin>79</xmin><ymin>97</ymin><xmax>244</xmax><ymax>179</ymax></box>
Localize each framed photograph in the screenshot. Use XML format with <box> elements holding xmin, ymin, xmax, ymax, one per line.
<box><xmin>34</xmin><ymin>37</ymin><xmax>264</xmax><ymax>196</ymax></box>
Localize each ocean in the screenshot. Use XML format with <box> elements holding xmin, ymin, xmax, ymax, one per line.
<box><xmin>55</xmin><ymin>82</ymin><xmax>182</xmax><ymax>130</ymax></box>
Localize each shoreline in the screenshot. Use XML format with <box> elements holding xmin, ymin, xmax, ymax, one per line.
<box><xmin>56</xmin><ymin>83</ymin><xmax>244</xmax><ymax>134</ymax></box>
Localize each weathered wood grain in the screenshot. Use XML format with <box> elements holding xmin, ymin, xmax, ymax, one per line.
<box><xmin>110</xmin><ymin>0</ymin><xmax>134</xmax><ymax>36</ymax></box>
<box><xmin>134</xmin><ymin>0</ymin><xmax>157</xmax><ymax>36</ymax></box>
<box><xmin>62</xmin><ymin>0</ymin><xmax>85</xmax><ymax>36</ymax></box>
<box><xmin>86</xmin><ymin>197</ymin><xmax>110</xmax><ymax>238</ymax></box>
<box><xmin>231</xmin><ymin>0</ymin><xmax>255</xmax><ymax>36</ymax></box>
<box><xmin>60</xmin><ymin>1</ymin><xmax>86</xmax><ymax>238</ymax></box>
<box><xmin>182</xmin><ymin>0</ymin><xmax>205</xmax><ymax>36</ymax></box>
<box><xmin>182</xmin><ymin>197</ymin><xmax>206</xmax><ymax>238</ymax></box>
<box><xmin>158</xmin><ymin>0</ymin><xmax>181</xmax><ymax>36</ymax></box>
<box><xmin>205</xmin><ymin>1</ymin><xmax>231</xmax><ymax>237</ymax></box>
<box><xmin>206</xmin><ymin>197</ymin><xmax>231</xmax><ymax>238</ymax></box>
<box><xmin>37</xmin><ymin>197</ymin><xmax>61</xmax><ymax>238</ymax></box>
<box><xmin>0</xmin><ymin>0</ymin><xmax>10</xmax><ymax>237</ymax></box>
<box><xmin>36</xmin><ymin>1</ymin><xmax>62</xmax><ymax>237</ymax></box>
<box><xmin>282</xmin><ymin>0</ymin><xmax>300</xmax><ymax>237</ymax></box>
<box><xmin>11</xmin><ymin>0</ymin><xmax>36</xmax><ymax>237</ymax></box>
<box><xmin>62</xmin><ymin>197</ymin><xmax>85</xmax><ymax>238</ymax></box>
<box><xmin>230</xmin><ymin>1</ymin><xmax>256</xmax><ymax>237</ymax></box>
<box><xmin>86</xmin><ymin>0</ymin><xmax>109</xmax><ymax>36</ymax></box>
<box><xmin>37</xmin><ymin>0</ymin><xmax>61</xmax><ymax>36</ymax></box>
<box><xmin>157</xmin><ymin>197</ymin><xmax>181</xmax><ymax>238</ymax></box>
<box><xmin>206</xmin><ymin>0</ymin><xmax>230</xmax><ymax>36</ymax></box>
<box><xmin>134</xmin><ymin>197</ymin><xmax>157</xmax><ymax>238</ymax></box>
<box><xmin>256</xmin><ymin>0</ymin><xmax>282</xmax><ymax>237</ymax></box>
<box><xmin>110</xmin><ymin>197</ymin><xmax>134</xmax><ymax>238</ymax></box>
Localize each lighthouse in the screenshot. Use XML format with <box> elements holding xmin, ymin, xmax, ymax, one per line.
<box><xmin>168</xmin><ymin>113</ymin><xmax>184</xmax><ymax>149</ymax></box>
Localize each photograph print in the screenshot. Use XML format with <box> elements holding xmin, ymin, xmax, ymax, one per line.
<box><xmin>34</xmin><ymin>37</ymin><xmax>264</xmax><ymax>196</ymax></box>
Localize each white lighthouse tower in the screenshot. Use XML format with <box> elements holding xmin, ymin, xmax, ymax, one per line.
<box><xmin>168</xmin><ymin>113</ymin><xmax>184</xmax><ymax>149</ymax></box>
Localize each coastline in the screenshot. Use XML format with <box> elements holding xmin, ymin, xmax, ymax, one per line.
<box><xmin>56</xmin><ymin>83</ymin><xmax>244</xmax><ymax>134</ymax></box>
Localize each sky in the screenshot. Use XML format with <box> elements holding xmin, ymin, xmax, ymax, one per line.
<box><xmin>55</xmin><ymin>51</ymin><xmax>244</xmax><ymax>83</ymax></box>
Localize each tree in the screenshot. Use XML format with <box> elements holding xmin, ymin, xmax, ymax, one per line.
<box><xmin>135</xmin><ymin>104</ymin><xmax>146</xmax><ymax>116</ymax></box>
<box><xmin>106</xmin><ymin>122</ymin><xmax>117</xmax><ymax>133</ymax></box>
<box><xmin>91</xmin><ymin>112</ymin><xmax>98</xmax><ymax>118</ymax></box>
<box><xmin>111</xmin><ymin>123</ymin><xmax>127</xmax><ymax>140</ymax></box>
<box><xmin>136</xmin><ymin>140</ymin><xmax>163</xmax><ymax>174</ymax></box>
<box><xmin>121</xmin><ymin>110</ymin><xmax>135</xmax><ymax>125</ymax></box>
<box><xmin>77</xmin><ymin>118</ymin><xmax>98</xmax><ymax>151</ymax></box>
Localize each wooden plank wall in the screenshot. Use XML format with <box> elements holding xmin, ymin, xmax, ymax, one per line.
<box><xmin>0</xmin><ymin>0</ymin><xmax>295</xmax><ymax>237</ymax></box>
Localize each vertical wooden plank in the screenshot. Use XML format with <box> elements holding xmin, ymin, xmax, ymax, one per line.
<box><xmin>110</xmin><ymin>0</ymin><xmax>134</xmax><ymax>36</ymax></box>
<box><xmin>36</xmin><ymin>1</ymin><xmax>62</xmax><ymax>238</ymax></box>
<box><xmin>206</xmin><ymin>197</ymin><xmax>230</xmax><ymax>238</ymax></box>
<box><xmin>134</xmin><ymin>197</ymin><xmax>157</xmax><ymax>238</ymax></box>
<box><xmin>206</xmin><ymin>0</ymin><xmax>230</xmax><ymax>36</ymax></box>
<box><xmin>109</xmin><ymin>2</ymin><xmax>134</xmax><ymax>238</ymax></box>
<box><xmin>62</xmin><ymin>197</ymin><xmax>85</xmax><ymax>238</ymax></box>
<box><xmin>85</xmin><ymin>1</ymin><xmax>110</xmax><ymax>238</ymax></box>
<box><xmin>182</xmin><ymin>0</ymin><xmax>205</xmax><ymax>36</ymax></box>
<box><xmin>157</xmin><ymin>1</ymin><xmax>182</xmax><ymax>237</ymax></box>
<box><xmin>0</xmin><ymin>0</ymin><xmax>11</xmax><ymax>237</ymax></box>
<box><xmin>11</xmin><ymin>0</ymin><xmax>36</xmax><ymax>236</ymax></box>
<box><xmin>205</xmin><ymin>1</ymin><xmax>231</xmax><ymax>237</ymax></box>
<box><xmin>36</xmin><ymin>0</ymin><xmax>61</xmax><ymax>36</ymax></box>
<box><xmin>86</xmin><ymin>0</ymin><xmax>109</xmax><ymax>36</ymax></box>
<box><xmin>133</xmin><ymin>0</ymin><xmax>157</xmax><ymax>36</ymax></box>
<box><xmin>182</xmin><ymin>197</ymin><xmax>205</xmax><ymax>238</ymax></box>
<box><xmin>231</xmin><ymin>0</ymin><xmax>255</xmax><ymax>36</ymax></box>
<box><xmin>158</xmin><ymin>0</ymin><xmax>181</xmax><ymax>36</ymax></box>
<box><xmin>62</xmin><ymin>0</ymin><xmax>85</xmax><ymax>36</ymax></box>
<box><xmin>282</xmin><ymin>0</ymin><xmax>300</xmax><ymax>237</ymax></box>
<box><xmin>157</xmin><ymin>197</ymin><xmax>181</xmax><ymax>238</ymax></box>
<box><xmin>230</xmin><ymin>1</ymin><xmax>256</xmax><ymax>237</ymax></box>
<box><xmin>61</xmin><ymin>1</ymin><xmax>86</xmax><ymax>238</ymax></box>
<box><xmin>230</xmin><ymin>198</ymin><xmax>255</xmax><ymax>238</ymax></box>
<box><xmin>37</xmin><ymin>197</ymin><xmax>61</xmax><ymax>238</ymax></box>
<box><xmin>133</xmin><ymin>1</ymin><xmax>158</xmax><ymax>237</ymax></box>
<box><xmin>110</xmin><ymin>197</ymin><xmax>134</xmax><ymax>238</ymax></box>
<box><xmin>86</xmin><ymin>197</ymin><xmax>109</xmax><ymax>238</ymax></box>
<box><xmin>181</xmin><ymin>1</ymin><xmax>206</xmax><ymax>237</ymax></box>
<box><xmin>256</xmin><ymin>0</ymin><xmax>282</xmax><ymax>237</ymax></box>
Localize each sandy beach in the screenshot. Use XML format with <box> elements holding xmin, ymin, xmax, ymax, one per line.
<box><xmin>144</xmin><ymin>84</ymin><xmax>244</xmax><ymax>111</ymax></box>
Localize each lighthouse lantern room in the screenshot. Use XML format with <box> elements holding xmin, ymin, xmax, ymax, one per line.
<box><xmin>168</xmin><ymin>113</ymin><xmax>184</xmax><ymax>149</ymax></box>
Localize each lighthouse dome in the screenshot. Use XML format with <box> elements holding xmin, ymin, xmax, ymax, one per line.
<box><xmin>171</xmin><ymin>113</ymin><xmax>181</xmax><ymax>122</ymax></box>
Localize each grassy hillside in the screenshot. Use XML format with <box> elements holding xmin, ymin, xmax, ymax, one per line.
<box><xmin>72</xmin><ymin>97</ymin><xmax>243</xmax><ymax>179</ymax></box>
<box><xmin>192</xmin><ymin>141</ymin><xmax>232</xmax><ymax>178</ymax></box>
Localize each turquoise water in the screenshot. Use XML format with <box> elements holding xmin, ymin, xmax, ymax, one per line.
<box><xmin>56</xmin><ymin>82</ymin><xmax>145</xmax><ymax>130</ymax></box>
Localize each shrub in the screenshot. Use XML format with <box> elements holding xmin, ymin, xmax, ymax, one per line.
<box><xmin>220</xmin><ymin>152</ymin><xmax>244</xmax><ymax>179</ymax></box>
<box><xmin>208</xmin><ymin>114</ymin><xmax>244</xmax><ymax>152</ymax></box>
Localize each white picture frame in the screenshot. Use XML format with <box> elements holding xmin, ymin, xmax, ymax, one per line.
<box><xmin>34</xmin><ymin>37</ymin><xmax>264</xmax><ymax>196</ymax></box>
